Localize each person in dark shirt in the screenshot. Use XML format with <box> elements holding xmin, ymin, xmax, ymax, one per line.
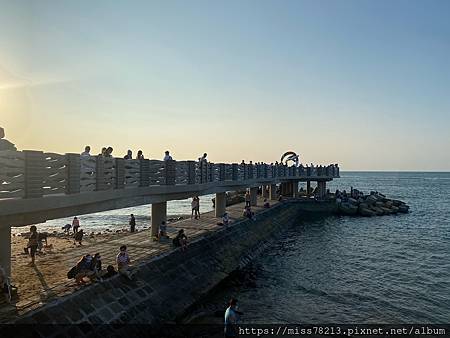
<box><xmin>129</xmin><ymin>214</ymin><xmax>136</xmax><ymax>232</ymax></box>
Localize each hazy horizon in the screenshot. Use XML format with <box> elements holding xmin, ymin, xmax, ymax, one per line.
<box><xmin>1</xmin><ymin>0</ymin><xmax>449</xmax><ymax>171</ymax></box>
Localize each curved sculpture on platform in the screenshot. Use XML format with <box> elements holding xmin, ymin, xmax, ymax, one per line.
<box><xmin>281</xmin><ymin>151</ymin><xmax>299</xmax><ymax>167</ymax></box>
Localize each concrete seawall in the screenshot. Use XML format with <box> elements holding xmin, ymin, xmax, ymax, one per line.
<box><xmin>12</xmin><ymin>200</ymin><xmax>336</xmax><ymax>336</ymax></box>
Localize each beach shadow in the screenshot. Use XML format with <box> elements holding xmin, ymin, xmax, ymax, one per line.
<box><xmin>32</xmin><ymin>266</ymin><xmax>54</xmax><ymax>299</ymax></box>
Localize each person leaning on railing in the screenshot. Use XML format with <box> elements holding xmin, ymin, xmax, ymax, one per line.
<box><xmin>0</xmin><ymin>127</ymin><xmax>17</xmax><ymax>151</ymax></box>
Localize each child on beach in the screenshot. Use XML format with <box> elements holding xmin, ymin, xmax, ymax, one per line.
<box><xmin>74</xmin><ymin>229</ymin><xmax>84</xmax><ymax>245</ymax></box>
<box><xmin>72</xmin><ymin>217</ymin><xmax>80</xmax><ymax>234</ymax></box>
<box><xmin>25</xmin><ymin>226</ymin><xmax>39</xmax><ymax>266</ymax></box>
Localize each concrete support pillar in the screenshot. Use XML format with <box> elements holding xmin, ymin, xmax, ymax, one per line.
<box><xmin>262</xmin><ymin>185</ymin><xmax>269</xmax><ymax>198</ymax></box>
<box><xmin>292</xmin><ymin>180</ymin><xmax>299</xmax><ymax>198</ymax></box>
<box><xmin>306</xmin><ymin>181</ymin><xmax>311</xmax><ymax>197</ymax></box>
<box><xmin>250</xmin><ymin>187</ymin><xmax>258</xmax><ymax>206</ymax></box>
<box><xmin>269</xmin><ymin>184</ymin><xmax>277</xmax><ymax>200</ymax></box>
<box><xmin>215</xmin><ymin>192</ymin><xmax>226</xmax><ymax>217</ymax></box>
<box><xmin>0</xmin><ymin>225</ymin><xmax>11</xmax><ymax>277</ymax></box>
<box><xmin>317</xmin><ymin>181</ymin><xmax>327</xmax><ymax>199</ymax></box>
<box><xmin>151</xmin><ymin>202</ymin><xmax>167</xmax><ymax>238</ymax></box>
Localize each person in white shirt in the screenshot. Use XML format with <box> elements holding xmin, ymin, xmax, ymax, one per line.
<box><xmin>163</xmin><ymin>150</ymin><xmax>173</xmax><ymax>161</ymax></box>
<box><xmin>116</xmin><ymin>245</ymin><xmax>132</xmax><ymax>280</ymax></box>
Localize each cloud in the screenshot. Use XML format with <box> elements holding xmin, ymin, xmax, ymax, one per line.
<box><xmin>0</xmin><ymin>78</ymin><xmax>71</xmax><ymax>91</ymax></box>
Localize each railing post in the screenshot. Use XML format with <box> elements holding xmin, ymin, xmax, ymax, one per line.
<box><xmin>248</xmin><ymin>163</ymin><xmax>253</xmax><ymax>179</ymax></box>
<box><xmin>219</xmin><ymin>163</ymin><xmax>226</xmax><ymax>181</ymax></box>
<box><xmin>23</xmin><ymin>150</ymin><xmax>44</xmax><ymax>198</ymax></box>
<box><xmin>96</xmin><ymin>156</ymin><xmax>105</xmax><ymax>191</ymax></box>
<box><xmin>140</xmin><ymin>159</ymin><xmax>150</xmax><ymax>187</ymax></box>
<box><xmin>165</xmin><ymin>160</ymin><xmax>176</xmax><ymax>185</ymax></box>
<box><xmin>66</xmin><ymin>153</ymin><xmax>80</xmax><ymax>194</ymax></box>
<box><xmin>115</xmin><ymin>158</ymin><xmax>125</xmax><ymax>189</ymax></box>
<box><xmin>208</xmin><ymin>162</ymin><xmax>214</xmax><ymax>182</ymax></box>
<box><xmin>187</xmin><ymin>161</ymin><xmax>196</xmax><ymax>184</ymax></box>
<box><xmin>232</xmin><ymin>163</ymin><xmax>238</xmax><ymax>181</ymax></box>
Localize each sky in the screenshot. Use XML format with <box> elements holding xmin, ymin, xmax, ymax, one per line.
<box><xmin>0</xmin><ymin>0</ymin><xmax>449</xmax><ymax>171</ymax></box>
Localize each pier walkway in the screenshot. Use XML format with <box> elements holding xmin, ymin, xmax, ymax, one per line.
<box><xmin>0</xmin><ymin>148</ymin><xmax>339</xmax><ymax>278</ymax></box>
<box><xmin>0</xmin><ymin>196</ymin><xmax>277</xmax><ymax>323</ymax></box>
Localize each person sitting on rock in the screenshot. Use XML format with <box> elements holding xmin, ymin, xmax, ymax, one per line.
<box><xmin>158</xmin><ymin>221</ymin><xmax>168</xmax><ymax>240</ymax></box>
<box><xmin>243</xmin><ymin>206</ymin><xmax>255</xmax><ymax>220</ymax></box>
<box><xmin>173</xmin><ymin>229</ymin><xmax>188</xmax><ymax>251</ymax></box>
<box><xmin>102</xmin><ymin>265</ymin><xmax>118</xmax><ymax>279</ymax></box>
<box><xmin>0</xmin><ymin>127</ymin><xmax>17</xmax><ymax>151</ymax></box>
<box><xmin>217</xmin><ymin>212</ymin><xmax>230</xmax><ymax>226</ymax></box>
<box><xmin>116</xmin><ymin>245</ymin><xmax>133</xmax><ymax>280</ymax></box>
<box><xmin>89</xmin><ymin>253</ymin><xmax>103</xmax><ymax>280</ymax></box>
<box><xmin>73</xmin><ymin>254</ymin><xmax>93</xmax><ymax>285</ymax></box>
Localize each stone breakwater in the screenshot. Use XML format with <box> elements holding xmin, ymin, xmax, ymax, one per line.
<box><xmin>337</xmin><ymin>191</ymin><xmax>410</xmax><ymax>217</ymax></box>
<box><xmin>11</xmin><ymin>200</ymin><xmax>320</xmax><ymax>336</ymax></box>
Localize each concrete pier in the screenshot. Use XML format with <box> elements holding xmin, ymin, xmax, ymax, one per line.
<box><xmin>215</xmin><ymin>192</ymin><xmax>226</xmax><ymax>217</ymax></box>
<box><xmin>151</xmin><ymin>202</ymin><xmax>167</xmax><ymax>238</ymax></box>
<box><xmin>0</xmin><ymin>225</ymin><xmax>11</xmax><ymax>277</ymax></box>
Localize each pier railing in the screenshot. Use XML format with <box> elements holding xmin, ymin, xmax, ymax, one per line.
<box><xmin>0</xmin><ymin>150</ymin><xmax>339</xmax><ymax>200</ymax></box>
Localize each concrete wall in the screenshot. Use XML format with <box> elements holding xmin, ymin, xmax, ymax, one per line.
<box><xmin>13</xmin><ymin>200</ymin><xmax>335</xmax><ymax>336</ymax></box>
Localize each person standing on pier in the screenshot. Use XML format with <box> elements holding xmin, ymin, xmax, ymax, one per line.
<box><xmin>136</xmin><ymin>150</ymin><xmax>144</xmax><ymax>160</ymax></box>
<box><xmin>0</xmin><ymin>127</ymin><xmax>17</xmax><ymax>151</ymax></box>
<box><xmin>129</xmin><ymin>214</ymin><xmax>136</xmax><ymax>233</ymax></box>
<box><xmin>105</xmin><ymin>147</ymin><xmax>113</xmax><ymax>157</ymax></box>
<box><xmin>124</xmin><ymin>150</ymin><xmax>132</xmax><ymax>160</ymax></box>
<box><xmin>81</xmin><ymin>146</ymin><xmax>91</xmax><ymax>157</ymax></box>
<box><xmin>163</xmin><ymin>150</ymin><xmax>173</xmax><ymax>161</ymax></box>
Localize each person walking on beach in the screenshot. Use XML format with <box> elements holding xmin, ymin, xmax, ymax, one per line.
<box><xmin>81</xmin><ymin>146</ymin><xmax>91</xmax><ymax>157</ymax></box>
<box><xmin>163</xmin><ymin>150</ymin><xmax>173</xmax><ymax>161</ymax></box>
<box><xmin>195</xmin><ymin>196</ymin><xmax>201</xmax><ymax>219</ymax></box>
<box><xmin>245</xmin><ymin>190</ymin><xmax>251</xmax><ymax>207</ymax></box>
<box><xmin>129</xmin><ymin>214</ymin><xmax>136</xmax><ymax>233</ymax></box>
<box><xmin>27</xmin><ymin>226</ymin><xmax>39</xmax><ymax>266</ymax></box>
<box><xmin>117</xmin><ymin>245</ymin><xmax>132</xmax><ymax>280</ymax></box>
<box><xmin>124</xmin><ymin>150</ymin><xmax>132</xmax><ymax>160</ymax></box>
<box><xmin>191</xmin><ymin>197</ymin><xmax>198</xmax><ymax>219</ymax></box>
<box><xmin>136</xmin><ymin>150</ymin><xmax>144</xmax><ymax>160</ymax></box>
<box><xmin>224</xmin><ymin>298</ymin><xmax>242</xmax><ymax>337</ymax></box>
<box><xmin>72</xmin><ymin>217</ymin><xmax>80</xmax><ymax>234</ymax></box>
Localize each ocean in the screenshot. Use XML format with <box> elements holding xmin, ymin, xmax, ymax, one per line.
<box><xmin>184</xmin><ymin>172</ymin><xmax>450</xmax><ymax>323</ymax></box>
